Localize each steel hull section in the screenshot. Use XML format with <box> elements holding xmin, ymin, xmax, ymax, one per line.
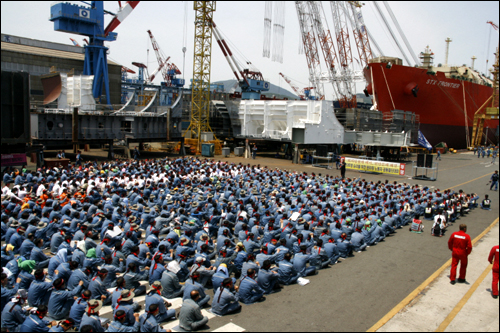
<box><xmin>364</xmin><ymin>63</ymin><xmax>498</xmax><ymax>148</ymax></box>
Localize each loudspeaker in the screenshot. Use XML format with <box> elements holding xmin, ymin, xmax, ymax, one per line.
<box><xmin>417</xmin><ymin>154</ymin><xmax>425</xmax><ymax>167</ymax></box>
<box><xmin>425</xmin><ymin>154</ymin><xmax>434</xmax><ymax>168</ymax></box>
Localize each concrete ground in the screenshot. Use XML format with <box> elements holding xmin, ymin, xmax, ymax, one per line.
<box><xmin>374</xmin><ymin>221</ymin><xmax>499</xmax><ymax>332</ymax></box>
<box><xmin>8</xmin><ymin>149</ymin><xmax>499</xmax><ymax>332</ymax></box>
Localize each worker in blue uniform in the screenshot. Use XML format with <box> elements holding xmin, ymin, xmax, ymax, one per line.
<box><xmin>123</xmin><ymin>262</ymin><xmax>149</xmax><ymax>296</ymax></box>
<box><xmin>336</xmin><ymin>233</ymin><xmax>353</xmax><ymax>258</ymax></box>
<box><xmin>1</xmin><ymin>289</ymin><xmax>30</xmax><ymax>332</ymax></box>
<box><xmin>257</xmin><ymin>260</ymin><xmax>281</xmax><ymax>294</ymax></box>
<box><xmin>183</xmin><ymin>271</ymin><xmax>210</xmax><ymax>308</ymax></box>
<box><xmin>19</xmin><ymin>305</ymin><xmax>57</xmax><ymax>332</ymax></box>
<box><xmin>48</xmin><ymin>278</ymin><xmax>84</xmax><ymax>320</ymax></box>
<box><xmin>277</xmin><ymin>252</ymin><xmax>300</xmax><ymax>285</ymax></box>
<box><xmin>211</xmin><ymin>277</ymin><xmax>241</xmax><ymax>315</ymax></box>
<box><xmin>350</xmin><ymin>227</ymin><xmax>367</xmax><ymax>252</ymax></box>
<box><xmin>69</xmin><ymin>290</ymin><xmax>92</xmax><ymax>328</ymax></box>
<box><xmin>293</xmin><ymin>245</ymin><xmax>317</xmax><ymax>277</ymax></box>
<box><xmin>238</xmin><ymin>268</ymin><xmax>265</xmax><ymax>304</ymax></box>
<box><xmin>1</xmin><ymin>272</ymin><xmax>21</xmax><ymax>313</ymax></box>
<box><xmin>79</xmin><ymin>299</ymin><xmax>106</xmax><ymax>332</ymax></box>
<box><xmin>145</xmin><ymin>281</ymin><xmax>176</xmax><ymax>323</ymax></box>
<box><xmin>113</xmin><ymin>289</ymin><xmax>137</xmax><ymax>327</ymax></box>
<box><xmin>310</xmin><ymin>239</ymin><xmax>331</xmax><ymax>270</ymax></box>
<box><xmin>161</xmin><ymin>261</ymin><xmax>185</xmax><ymax>299</ymax></box>
<box><xmin>323</xmin><ymin>238</ymin><xmax>341</xmax><ymax>264</ymax></box>
<box><xmin>139</xmin><ymin>303</ymin><xmax>168</xmax><ymax>332</ymax></box>
<box><xmin>88</xmin><ymin>269</ymin><xmax>112</xmax><ymax>305</ymax></box>
<box><xmin>108</xmin><ymin>309</ymin><xmax>140</xmax><ymax>332</ymax></box>
<box><xmin>27</xmin><ymin>269</ymin><xmax>52</xmax><ymax>307</ymax></box>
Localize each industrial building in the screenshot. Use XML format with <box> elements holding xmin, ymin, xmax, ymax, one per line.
<box><xmin>1</xmin><ymin>33</ymin><xmax>122</xmax><ymax>106</ymax></box>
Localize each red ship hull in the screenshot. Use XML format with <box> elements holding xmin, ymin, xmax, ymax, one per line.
<box><xmin>364</xmin><ymin>62</ymin><xmax>498</xmax><ymax>148</ymax></box>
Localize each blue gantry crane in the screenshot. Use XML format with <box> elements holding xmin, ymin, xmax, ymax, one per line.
<box><xmin>50</xmin><ymin>1</ymin><xmax>140</xmax><ymax>105</ymax></box>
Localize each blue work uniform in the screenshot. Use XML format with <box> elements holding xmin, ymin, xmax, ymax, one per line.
<box><xmin>293</xmin><ymin>252</ymin><xmax>317</xmax><ymax>277</ymax></box>
<box><xmin>48</xmin><ymin>284</ymin><xmax>83</xmax><ymax>320</ymax></box>
<box><xmin>80</xmin><ymin>313</ymin><xmax>105</xmax><ymax>332</ymax></box>
<box><xmin>182</xmin><ymin>278</ymin><xmax>210</xmax><ymax>308</ymax></box>
<box><xmin>160</xmin><ymin>271</ymin><xmax>184</xmax><ymax>299</ymax></box>
<box><xmin>145</xmin><ymin>291</ymin><xmax>176</xmax><ymax>323</ymax></box>
<box><xmin>28</xmin><ymin>279</ymin><xmax>53</xmax><ymax>307</ymax></box>
<box><xmin>212</xmin><ymin>286</ymin><xmax>241</xmax><ymax>315</ymax></box>
<box><xmin>1</xmin><ymin>301</ymin><xmax>29</xmax><ymax>332</ymax></box>
<box><xmin>106</xmin><ymin>319</ymin><xmax>140</xmax><ymax>332</ymax></box>
<box><xmin>238</xmin><ymin>275</ymin><xmax>264</xmax><ymax>304</ymax></box>
<box><xmin>69</xmin><ymin>298</ymin><xmax>88</xmax><ymax>327</ymax></box>
<box><xmin>256</xmin><ymin>268</ymin><xmax>279</xmax><ymax>294</ymax></box>
<box><xmin>19</xmin><ymin>314</ymin><xmax>51</xmax><ymax>332</ymax></box>
<box><xmin>1</xmin><ymin>283</ymin><xmax>19</xmax><ymax>313</ymax></box>
<box><xmin>277</xmin><ymin>260</ymin><xmax>300</xmax><ymax>285</ymax></box>
<box><xmin>139</xmin><ymin>312</ymin><xmax>168</xmax><ymax>332</ymax></box>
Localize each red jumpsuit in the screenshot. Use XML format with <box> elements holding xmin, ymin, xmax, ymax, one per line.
<box><xmin>488</xmin><ymin>245</ymin><xmax>499</xmax><ymax>296</ymax></box>
<box><xmin>448</xmin><ymin>230</ymin><xmax>472</xmax><ymax>282</ymax></box>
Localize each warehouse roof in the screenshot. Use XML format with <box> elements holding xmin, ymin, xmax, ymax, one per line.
<box><xmin>1</xmin><ymin>41</ymin><xmax>119</xmax><ymax>66</ymax></box>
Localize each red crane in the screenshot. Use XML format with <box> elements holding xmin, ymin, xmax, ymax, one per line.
<box><xmin>104</xmin><ymin>1</ymin><xmax>141</xmax><ymax>36</ymax></box>
<box><xmin>147</xmin><ymin>29</ymin><xmax>181</xmax><ymax>86</ymax></box>
<box><xmin>279</xmin><ymin>72</ymin><xmax>315</xmax><ymax>100</ymax></box>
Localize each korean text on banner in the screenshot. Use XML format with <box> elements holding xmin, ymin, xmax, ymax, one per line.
<box><xmin>345</xmin><ymin>158</ymin><xmax>406</xmax><ymax>176</ymax></box>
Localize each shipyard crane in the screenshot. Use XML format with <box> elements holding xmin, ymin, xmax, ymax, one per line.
<box><xmin>329</xmin><ymin>1</ymin><xmax>357</xmax><ymax>108</ymax></box>
<box><xmin>147</xmin><ymin>55</ymin><xmax>170</xmax><ymax>84</ymax></box>
<box><xmin>147</xmin><ymin>30</ymin><xmax>183</xmax><ymax>87</ymax></box>
<box><xmin>382</xmin><ymin>1</ymin><xmax>420</xmax><ymax>66</ymax></box>
<box><xmin>306</xmin><ymin>1</ymin><xmax>341</xmax><ymax>103</ymax></box>
<box><xmin>185</xmin><ymin>1</ymin><xmax>216</xmax><ymax>155</ymax></box>
<box><xmin>345</xmin><ymin>1</ymin><xmax>373</xmax><ymax>68</ymax></box>
<box><xmin>211</xmin><ymin>21</ymin><xmax>270</xmax><ymax>100</ymax></box>
<box><xmin>295</xmin><ymin>1</ymin><xmax>325</xmax><ymax>100</ymax></box>
<box><xmin>371</xmin><ymin>1</ymin><xmax>415</xmax><ymax>66</ymax></box>
<box><xmin>347</xmin><ymin>1</ymin><xmax>384</xmax><ymax>59</ymax></box>
<box><xmin>132</xmin><ymin>62</ymin><xmax>149</xmax><ymax>85</ymax></box>
<box><xmin>70</xmin><ymin>38</ymin><xmax>89</xmax><ymax>47</ymax></box>
<box><xmin>279</xmin><ymin>72</ymin><xmax>316</xmax><ymax>100</ymax></box>
<box><xmin>69</xmin><ymin>38</ymin><xmax>81</xmax><ymax>47</ymax></box>
<box><xmin>50</xmin><ymin>1</ymin><xmax>140</xmax><ymax>105</ymax></box>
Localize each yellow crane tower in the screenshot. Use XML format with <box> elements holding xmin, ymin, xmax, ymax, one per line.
<box><xmin>471</xmin><ymin>21</ymin><xmax>499</xmax><ymax>147</ymax></box>
<box><xmin>185</xmin><ymin>1</ymin><xmax>218</xmax><ymax>155</ymax></box>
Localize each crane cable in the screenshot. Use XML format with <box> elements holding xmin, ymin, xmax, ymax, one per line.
<box><xmin>272</xmin><ymin>1</ymin><xmax>285</xmax><ymax>63</ymax></box>
<box><xmin>182</xmin><ymin>1</ymin><xmax>188</xmax><ymax>81</ymax></box>
<box><xmin>263</xmin><ymin>1</ymin><xmax>272</xmax><ymax>58</ymax></box>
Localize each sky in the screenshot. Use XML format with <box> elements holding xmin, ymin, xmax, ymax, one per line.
<box><xmin>1</xmin><ymin>1</ymin><xmax>499</xmax><ymax>100</ymax></box>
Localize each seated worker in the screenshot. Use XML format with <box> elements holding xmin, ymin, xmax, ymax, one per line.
<box><xmin>238</xmin><ymin>268</ymin><xmax>265</xmax><ymax>304</ymax></box>
<box><xmin>161</xmin><ymin>261</ymin><xmax>185</xmax><ymax>299</ymax></box>
<box><xmin>432</xmin><ymin>217</ymin><xmax>446</xmax><ymax>237</ymax></box>
<box><xmin>183</xmin><ymin>271</ymin><xmax>210</xmax><ymax>308</ymax></box>
<box><xmin>481</xmin><ymin>194</ymin><xmax>491</xmax><ymax>210</ymax></box>
<box><xmin>178</xmin><ymin>290</ymin><xmax>209</xmax><ymax>331</ymax></box>
<box><xmin>277</xmin><ymin>252</ymin><xmax>300</xmax><ymax>286</ymax></box>
<box><xmin>257</xmin><ymin>260</ymin><xmax>281</xmax><ymax>294</ymax></box>
<box><xmin>211</xmin><ymin>277</ymin><xmax>241</xmax><ymax>316</ymax></box>
<box><xmin>107</xmin><ymin>309</ymin><xmax>140</xmax><ymax>332</ymax></box>
<box><xmin>293</xmin><ymin>245</ymin><xmax>317</xmax><ymax>277</ymax></box>
<box><xmin>139</xmin><ymin>303</ymin><xmax>171</xmax><ymax>332</ymax></box>
<box><xmin>145</xmin><ymin>281</ymin><xmax>176</xmax><ymax>323</ymax></box>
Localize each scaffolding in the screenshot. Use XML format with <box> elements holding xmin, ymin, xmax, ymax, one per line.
<box><xmin>471</xmin><ymin>44</ymin><xmax>499</xmax><ymax>147</ymax></box>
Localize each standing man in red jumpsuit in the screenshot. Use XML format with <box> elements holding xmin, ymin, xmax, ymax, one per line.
<box><xmin>488</xmin><ymin>244</ymin><xmax>499</xmax><ymax>299</ymax></box>
<box><xmin>448</xmin><ymin>224</ymin><xmax>472</xmax><ymax>285</ymax></box>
